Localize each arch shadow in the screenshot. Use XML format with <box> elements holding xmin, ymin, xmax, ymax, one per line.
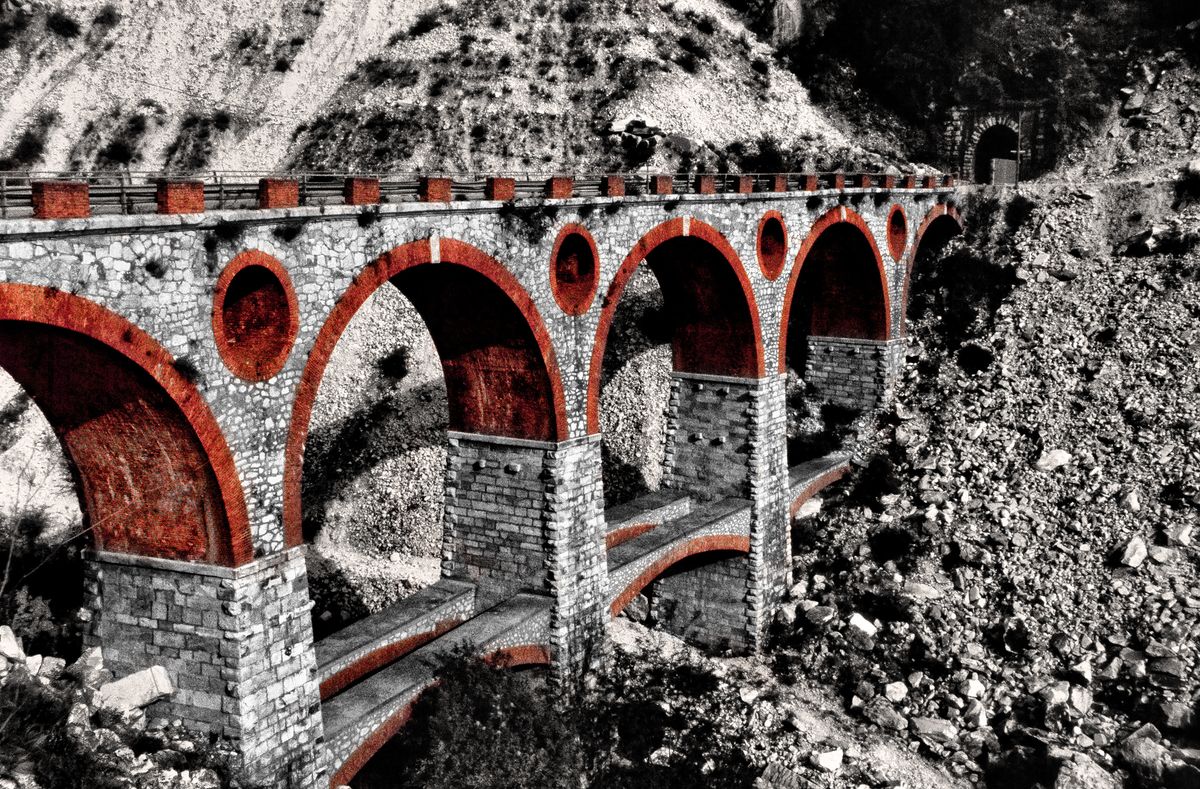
<box><xmin>898</xmin><ymin>204</ymin><xmax>966</xmax><ymax>334</ymax></box>
<box><xmin>284</xmin><ymin>238</ymin><xmax>568</xmax><ymax>549</ymax></box>
<box><xmin>778</xmin><ymin>207</ymin><xmax>892</xmax><ymax>374</ymax></box>
<box><xmin>586</xmin><ymin>217</ymin><xmax>765</xmax><ymax>435</ymax></box>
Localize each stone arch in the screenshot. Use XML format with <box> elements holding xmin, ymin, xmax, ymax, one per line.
<box><xmin>778</xmin><ymin>207</ymin><xmax>892</xmax><ymax>373</ymax></box>
<box><xmin>284</xmin><ymin>238</ymin><xmax>568</xmax><ymax>549</ymax></box>
<box><xmin>610</xmin><ymin>535</ymin><xmax>751</xmax><ymax>617</ymax></box>
<box><xmin>586</xmin><ymin>217</ymin><xmax>765</xmax><ymax>434</ymax></box>
<box><xmin>0</xmin><ymin>284</ymin><xmax>252</xmax><ymax>566</ymax></box>
<box><xmin>969</xmin><ymin>119</ymin><xmax>1020</xmax><ymax>184</ymax></box>
<box><xmin>898</xmin><ymin>204</ymin><xmax>965</xmax><ymax>334</ymax></box>
<box><xmin>328</xmin><ymin>642</ymin><xmax>552</xmax><ymax>788</ymax></box>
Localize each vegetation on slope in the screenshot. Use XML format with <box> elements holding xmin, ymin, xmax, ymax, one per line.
<box><xmin>731</xmin><ymin>0</ymin><xmax>1199</xmax><ymax>163</ymax></box>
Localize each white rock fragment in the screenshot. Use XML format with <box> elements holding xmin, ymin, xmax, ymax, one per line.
<box><xmin>810</xmin><ymin>746</ymin><xmax>844</xmax><ymax>772</ymax></box>
<box><xmin>0</xmin><ymin>626</ymin><xmax>23</xmax><ymax>661</ymax></box>
<box><xmin>1116</xmin><ymin>535</ymin><xmax>1148</xmax><ymax>568</ymax></box>
<box><xmin>848</xmin><ymin>613</ymin><xmax>878</xmax><ymax>637</ymax></box>
<box><xmin>97</xmin><ymin>666</ymin><xmax>175</xmax><ymax>712</ymax></box>
<box><xmin>1035</xmin><ymin>449</ymin><xmax>1072</xmax><ymax>472</ymax></box>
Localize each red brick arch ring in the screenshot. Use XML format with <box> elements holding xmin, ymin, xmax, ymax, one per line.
<box><xmin>898</xmin><ymin>203</ymin><xmax>965</xmax><ymax>335</ymax></box>
<box><xmin>586</xmin><ymin>217</ymin><xmax>766</xmax><ymax>435</ymax></box>
<box><xmin>777</xmin><ymin>206</ymin><xmax>893</xmax><ymax>372</ymax></box>
<box><xmin>328</xmin><ymin>643</ymin><xmax>552</xmax><ymax>787</ymax></box>
<box><xmin>0</xmin><ymin>283</ymin><xmax>253</xmax><ymax>566</ymax></box>
<box><xmin>283</xmin><ymin>237</ymin><xmax>569</xmax><ymax>549</ymax></box>
<box><xmin>609</xmin><ymin>534</ymin><xmax>751</xmax><ymax>617</ymax></box>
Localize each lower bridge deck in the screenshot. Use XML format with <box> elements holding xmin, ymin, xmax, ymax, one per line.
<box><xmin>314</xmin><ymin>451</ymin><xmax>852</xmax><ymax>783</ymax></box>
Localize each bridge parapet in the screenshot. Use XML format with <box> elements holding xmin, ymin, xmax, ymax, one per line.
<box><xmin>0</xmin><ymin>170</ymin><xmax>959</xmax><ymax>220</ymax></box>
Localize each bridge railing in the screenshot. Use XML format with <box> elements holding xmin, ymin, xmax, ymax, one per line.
<box><xmin>0</xmin><ymin>170</ymin><xmax>958</xmax><ymax>220</ymax></box>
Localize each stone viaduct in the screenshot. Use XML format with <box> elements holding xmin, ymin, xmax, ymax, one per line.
<box><xmin>0</xmin><ymin>171</ymin><xmax>962</xmax><ymax>787</ymax></box>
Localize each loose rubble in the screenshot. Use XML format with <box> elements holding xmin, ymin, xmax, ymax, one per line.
<box><xmin>0</xmin><ymin>627</ymin><xmax>237</xmax><ymax>789</ymax></box>
<box><xmin>770</xmin><ymin>174</ymin><xmax>1200</xmax><ymax>786</ymax></box>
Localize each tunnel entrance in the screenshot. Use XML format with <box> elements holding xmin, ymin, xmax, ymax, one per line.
<box><xmin>974</xmin><ymin>124</ymin><xmax>1019</xmax><ymax>184</ymax></box>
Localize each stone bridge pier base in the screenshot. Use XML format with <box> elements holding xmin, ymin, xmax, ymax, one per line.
<box><xmin>650</xmin><ymin>372</ymin><xmax>789</xmax><ymax>653</ymax></box>
<box><xmin>442</xmin><ymin>432</ymin><xmax>606</xmax><ymax>676</ymax></box>
<box><xmin>84</xmin><ymin>548</ymin><xmax>325</xmax><ymax>788</ymax></box>
<box><xmin>803</xmin><ymin>336</ymin><xmax>907</xmax><ymax>410</ymax></box>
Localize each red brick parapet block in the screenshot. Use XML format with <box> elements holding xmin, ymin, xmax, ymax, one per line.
<box><xmin>600</xmin><ymin>175</ymin><xmax>625</xmax><ymax>197</ymax></box>
<box><xmin>943</xmin><ymin>174</ymin><xmax>957</xmax><ymax>187</ymax></box>
<box><xmin>649</xmin><ymin>175</ymin><xmax>673</xmax><ymax>195</ymax></box>
<box><xmin>881</xmin><ymin>174</ymin><xmax>898</xmax><ymax>189</ymax></box>
<box><xmin>853</xmin><ymin>174</ymin><xmax>873</xmax><ymax>189</ymax></box>
<box><xmin>830</xmin><ymin>173</ymin><xmax>846</xmax><ymax>190</ymax></box>
<box><xmin>923</xmin><ymin>175</ymin><xmax>939</xmax><ymax>189</ymax></box>
<box><xmin>419</xmin><ymin>177</ymin><xmax>453</xmax><ymax>203</ymax></box>
<box><xmin>801</xmin><ymin>174</ymin><xmax>820</xmax><ymax>191</ymax></box>
<box><xmin>902</xmin><ymin>175</ymin><xmax>917</xmax><ymax>189</ymax></box>
<box><xmin>734</xmin><ymin>175</ymin><xmax>754</xmax><ymax>194</ymax></box>
<box><xmin>545</xmin><ymin>176</ymin><xmax>573</xmax><ymax>199</ymax></box>
<box><xmin>694</xmin><ymin>174</ymin><xmax>716</xmax><ymax>195</ymax></box>
<box><xmin>156</xmin><ymin>180</ymin><xmax>204</xmax><ymax>215</ymax></box>
<box><xmin>32</xmin><ymin>181</ymin><xmax>90</xmax><ymax>219</ymax></box>
<box><xmin>768</xmin><ymin>174</ymin><xmax>788</xmax><ymax>192</ymax></box>
<box><xmin>485</xmin><ymin>177</ymin><xmax>515</xmax><ymax>201</ymax></box>
<box><xmin>343</xmin><ymin>177</ymin><xmax>380</xmax><ymax>206</ymax></box>
<box><xmin>258</xmin><ymin>178</ymin><xmax>298</xmax><ymax>209</ymax></box>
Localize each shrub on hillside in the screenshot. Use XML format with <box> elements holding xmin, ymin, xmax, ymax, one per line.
<box><xmin>357</xmin><ymin>649</ymin><xmax>757</xmax><ymax>789</ymax></box>
<box><xmin>45</xmin><ymin>9</ymin><xmax>81</xmax><ymax>38</ymax></box>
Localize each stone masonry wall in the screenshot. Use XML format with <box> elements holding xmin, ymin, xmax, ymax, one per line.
<box><xmin>653</xmin><ymin>374</ymin><xmax>789</xmax><ymax>653</ymax></box>
<box><xmin>745</xmin><ymin>373</ymin><xmax>790</xmax><ymax>649</ymax></box>
<box><xmin>663</xmin><ymin>373</ymin><xmax>757</xmax><ymax>499</ymax></box>
<box><xmin>804</xmin><ymin>336</ymin><xmax>906</xmax><ymax>410</ymax></box>
<box><xmin>442</xmin><ymin>433</ymin><xmax>552</xmax><ymax>609</ymax></box>
<box><xmin>651</xmin><ymin>553</ymin><xmax>753</xmax><ymax>653</ymax></box>
<box><xmin>544</xmin><ymin>435</ymin><xmax>607</xmax><ymax>675</ymax></box>
<box><xmin>84</xmin><ymin>548</ymin><xmax>324</xmax><ymax>789</ymax></box>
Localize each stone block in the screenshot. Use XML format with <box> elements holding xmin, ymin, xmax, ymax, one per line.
<box><xmin>97</xmin><ymin>665</ymin><xmax>174</xmax><ymax>711</ymax></box>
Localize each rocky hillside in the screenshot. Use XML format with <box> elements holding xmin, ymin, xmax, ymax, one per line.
<box><xmin>765</xmin><ymin>169</ymin><xmax>1200</xmax><ymax>786</ymax></box>
<box><xmin>0</xmin><ymin>0</ymin><xmax>872</xmax><ymax>175</ymax></box>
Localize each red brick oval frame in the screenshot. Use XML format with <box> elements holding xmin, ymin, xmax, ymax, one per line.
<box><xmin>778</xmin><ymin>206</ymin><xmax>893</xmax><ymax>372</ymax></box>
<box><xmin>756</xmin><ymin>210</ymin><xmax>789</xmax><ymax>280</ymax></box>
<box><xmin>586</xmin><ymin>217</ymin><xmax>766</xmax><ymax>435</ymax></box>
<box><xmin>212</xmin><ymin>250</ymin><xmax>299</xmax><ymax>382</ymax></box>
<box><xmin>0</xmin><ymin>283</ymin><xmax>253</xmax><ymax>566</ymax></box>
<box><xmin>609</xmin><ymin>535</ymin><xmax>751</xmax><ymax>617</ymax></box>
<box><xmin>549</xmin><ymin>223</ymin><xmax>600</xmax><ymax>316</ymax></box>
<box><xmin>328</xmin><ymin>643</ymin><xmax>552</xmax><ymax>787</ymax></box>
<box><xmin>898</xmin><ymin>203</ymin><xmax>965</xmax><ymax>336</ymax></box>
<box><xmin>283</xmin><ymin>238</ymin><xmax>569</xmax><ymax>549</ymax></box>
<box><xmin>886</xmin><ymin>204</ymin><xmax>908</xmax><ymax>262</ymax></box>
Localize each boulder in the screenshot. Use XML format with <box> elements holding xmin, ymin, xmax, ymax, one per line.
<box><xmin>864</xmin><ymin>697</ymin><xmax>908</xmax><ymax>731</ymax></box>
<box><xmin>0</xmin><ymin>626</ymin><xmax>24</xmax><ymax>662</ymax></box>
<box><xmin>911</xmin><ymin>716</ymin><xmax>958</xmax><ymax>743</ymax></box>
<box><xmin>848</xmin><ymin>613</ymin><xmax>878</xmax><ymax>637</ymax></box>
<box><xmin>96</xmin><ymin>666</ymin><xmax>174</xmax><ymax>712</ymax></box>
<box><xmin>1119</xmin><ymin>723</ymin><xmax>1168</xmax><ymax>782</ymax></box>
<box><xmin>1115</xmin><ymin>535</ymin><xmax>1148</xmax><ymax>568</ymax></box>
<box><xmin>810</xmin><ymin>747</ymin><xmax>843</xmax><ymax>772</ymax></box>
<box><xmin>1054</xmin><ymin>752</ymin><xmax>1120</xmax><ymax>789</ymax></box>
<box><xmin>1035</xmin><ymin>449</ymin><xmax>1072</xmax><ymax>471</ymax></box>
<box><xmin>623</xmin><ymin>593</ymin><xmax>650</xmax><ymax>623</ymax></box>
